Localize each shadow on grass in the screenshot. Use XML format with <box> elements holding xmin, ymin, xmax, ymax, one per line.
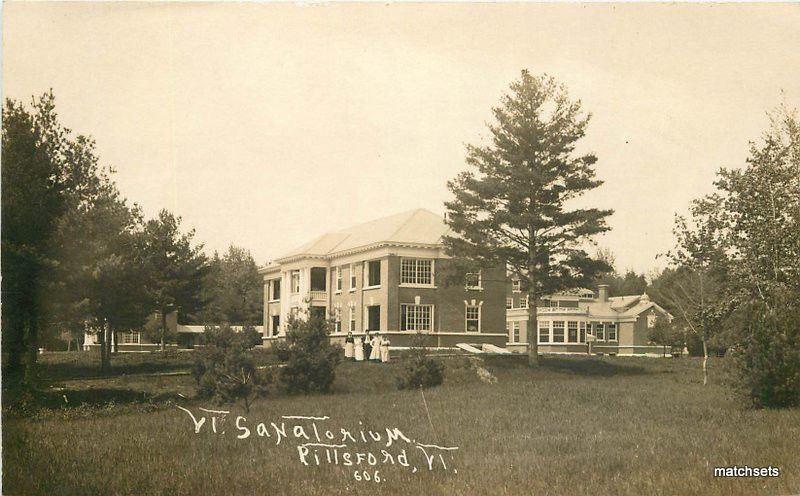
<box><xmin>482</xmin><ymin>354</ymin><xmax>650</xmax><ymax>377</ymax></box>
<box><xmin>2</xmin><ymin>383</ymin><xmax>185</xmax><ymax>417</ymax></box>
<box><xmin>36</xmin><ymin>360</ymin><xmax>192</xmax><ymax>382</ymax></box>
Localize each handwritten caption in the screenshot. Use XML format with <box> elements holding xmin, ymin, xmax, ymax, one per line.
<box><xmin>177</xmin><ymin>406</ymin><xmax>459</xmax><ymax>482</ymax></box>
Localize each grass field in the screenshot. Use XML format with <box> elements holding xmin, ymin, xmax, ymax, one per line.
<box><xmin>3</xmin><ymin>352</ymin><xmax>799</xmax><ymax>495</ymax></box>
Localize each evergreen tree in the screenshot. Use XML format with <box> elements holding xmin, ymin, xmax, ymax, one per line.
<box><xmin>2</xmin><ymin>92</ymin><xmax>112</xmax><ymax>381</ymax></box>
<box><xmin>139</xmin><ymin>210</ymin><xmax>208</xmax><ymax>350</ymax></box>
<box><xmin>444</xmin><ymin>71</ymin><xmax>612</xmax><ymax>366</ymax></box>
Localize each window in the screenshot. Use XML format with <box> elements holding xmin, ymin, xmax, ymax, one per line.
<box><xmin>310</xmin><ymin>267</ymin><xmax>327</xmax><ymax>292</ymax></box>
<box><xmin>506</xmin><ymin>297</ymin><xmax>513</xmax><ymax>309</ymax></box>
<box><xmin>333</xmin><ymin>308</ymin><xmax>342</xmax><ymax>333</ymax></box>
<box><xmin>400</xmin><ymin>304</ymin><xmax>433</xmax><ymax>331</ymax></box>
<box><xmin>349</xmin><ymin>308</ymin><xmax>356</xmax><ymax>332</ymax></box>
<box><xmin>522</xmin><ymin>295</ymin><xmax>529</xmax><ymax>309</ymax></box>
<box><xmin>579</xmin><ymin>322</ymin><xmax>586</xmax><ymax>343</ymax></box>
<box><xmin>538</xmin><ymin>321</ymin><xmax>550</xmax><ymax>343</ymax></box>
<box><xmin>510</xmin><ymin>322</ymin><xmax>520</xmax><ymax>343</ymax></box>
<box><xmin>122</xmin><ymin>331</ymin><xmax>140</xmax><ymax>344</ymax></box>
<box><xmin>335</xmin><ymin>267</ymin><xmax>342</xmax><ymax>292</ymax></box>
<box><xmin>465</xmin><ymin>305</ymin><xmax>480</xmax><ymax>332</ymax></box>
<box><xmin>400</xmin><ymin>258</ymin><xmax>433</xmax><ymax>286</ymax></box>
<box><xmin>647</xmin><ymin>313</ymin><xmax>657</xmax><ymax>328</ymax></box>
<box><xmin>291</xmin><ymin>271</ymin><xmax>300</xmax><ymax>294</ymax></box>
<box><xmin>366</xmin><ymin>305</ymin><xmax>381</xmax><ymax>331</ymax></box>
<box><xmin>607</xmin><ymin>322</ymin><xmax>617</xmax><ymax>341</ymax></box>
<box><xmin>594</xmin><ymin>322</ymin><xmax>605</xmax><ymax>341</ymax></box>
<box><xmin>349</xmin><ymin>263</ymin><xmax>357</xmax><ymax>291</ymax></box>
<box><xmin>552</xmin><ymin>321</ymin><xmax>565</xmax><ymax>343</ymax></box>
<box><xmin>271</xmin><ymin>315</ymin><xmax>280</xmax><ymax>336</ymax></box>
<box><xmin>465</xmin><ymin>271</ymin><xmax>481</xmax><ymax>290</ymax></box>
<box><xmin>271</xmin><ymin>279</ymin><xmax>281</xmax><ymax>300</ymax></box>
<box><xmin>512</xmin><ymin>280</ymin><xmax>521</xmax><ymax>292</ymax></box>
<box><xmin>365</xmin><ymin>260</ymin><xmax>381</xmax><ymax>288</ymax></box>
<box><xmin>567</xmin><ymin>321</ymin><xmax>579</xmax><ymax>343</ymax></box>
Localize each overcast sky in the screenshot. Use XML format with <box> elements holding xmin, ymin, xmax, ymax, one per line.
<box><xmin>4</xmin><ymin>3</ymin><xmax>800</xmax><ymax>275</ymax></box>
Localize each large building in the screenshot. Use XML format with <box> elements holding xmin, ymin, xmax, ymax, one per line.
<box><xmin>259</xmin><ymin>209</ymin><xmax>507</xmax><ymax>348</ymax></box>
<box><xmin>506</xmin><ymin>283</ymin><xmax>673</xmax><ymax>356</ymax></box>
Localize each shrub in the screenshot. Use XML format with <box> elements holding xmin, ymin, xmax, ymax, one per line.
<box><xmin>396</xmin><ymin>333</ymin><xmax>444</xmax><ymax>390</ymax></box>
<box><xmin>192</xmin><ymin>324</ymin><xmax>270</xmax><ymax>412</ymax></box>
<box><xmin>731</xmin><ymin>299</ymin><xmax>800</xmax><ymax>409</ymax></box>
<box><xmin>273</xmin><ymin>315</ymin><xmax>341</xmax><ymax>394</ymax></box>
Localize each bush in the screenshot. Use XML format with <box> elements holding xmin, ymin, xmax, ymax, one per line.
<box><xmin>192</xmin><ymin>324</ymin><xmax>270</xmax><ymax>412</ymax></box>
<box><xmin>732</xmin><ymin>298</ymin><xmax>800</xmax><ymax>408</ymax></box>
<box><xmin>396</xmin><ymin>333</ymin><xmax>444</xmax><ymax>390</ymax></box>
<box><xmin>273</xmin><ymin>315</ymin><xmax>341</xmax><ymax>394</ymax></box>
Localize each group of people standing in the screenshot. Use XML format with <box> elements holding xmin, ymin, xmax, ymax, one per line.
<box><xmin>344</xmin><ymin>331</ymin><xmax>390</xmax><ymax>363</ymax></box>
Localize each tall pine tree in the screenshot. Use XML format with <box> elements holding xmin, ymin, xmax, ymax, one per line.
<box><xmin>444</xmin><ymin>71</ymin><xmax>612</xmax><ymax>366</ymax></box>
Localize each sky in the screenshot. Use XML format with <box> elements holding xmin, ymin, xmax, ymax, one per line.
<box><xmin>4</xmin><ymin>3</ymin><xmax>800</xmax><ymax>275</ymax></box>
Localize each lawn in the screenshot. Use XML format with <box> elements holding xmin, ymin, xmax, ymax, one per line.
<box><xmin>3</xmin><ymin>352</ymin><xmax>799</xmax><ymax>495</ymax></box>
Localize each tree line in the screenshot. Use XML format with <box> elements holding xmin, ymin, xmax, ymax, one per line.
<box><xmin>2</xmin><ymin>92</ymin><xmax>263</xmax><ymax>381</ymax></box>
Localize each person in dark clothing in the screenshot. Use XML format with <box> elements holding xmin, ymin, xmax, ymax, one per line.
<box><xmin>363</xmin><ymin>331</ymin><xmax>372</xmax><ymax>362</ymax></box>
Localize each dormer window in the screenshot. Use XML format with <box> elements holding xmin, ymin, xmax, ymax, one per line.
<box><xmin>512</xmin><ymin>280</ymin><xmax>521</xmax><ymax>293</ymax></box>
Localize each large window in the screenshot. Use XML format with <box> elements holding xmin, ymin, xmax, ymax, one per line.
<box><xmin>552</xmin><ymin>321</ymin><xmax>565</xmax><ymax>343</ymax></box>
<box><xmin>335</xmin><ymin>267</ymin><xmax>342</xmax><ymax>292</ymax></box>
<box><xmin>521</xmin><ymin>295</ymin><xmax>529</xmax><ymax>309</ymax></box>
<box><xmin>365</xmin><ymin>260</ymin><xmax>381</xmax><ymax>288</ymax></box>
<box><xmin>349</xmin><ymin>263</ymin><xmax>357</xmax><ymax>291</ymax></box>
<box><xmin>310</xmin><ymin>267</ymin><xmax>327</xmax><ymax>292</ymax></box>
<box><xmin>510</xmin><ymin>322</ymin><xmax>520</xmax><ymax>343</ymax></box>
<box><xmin>349</xmin><ymin>308</ymin><xmax>356</xmax><ymax>332</ymax></box>
<box><xmin>594</xmin><ymin>322</ymin><xmax>605</xmax><ymax>341</ymax></box>
<box><xmin>291</xmin><ymin>271</ymin><xmax>300</xmax><ymax>294</ymax></box>
<box><xmin>607</xmin><ymin>323</ymin><xmax>617</xmax><ymax>341</ymax></box>
<box><xmin>271</xmin><ymin>279</ymin><xmax>281</xmax><ymax>301</ymax></box>
<box><xmin>465</xmin><ymin>305</ymin><xmax>480</xmax><ymax>332</ymax></box>
<box><xmin>400</xmin><ymin>258</ymin><xmax>433</xmax><ymax>286</ymax></box>
<box><xmin>579</xmin><ymin>322</ymin><xmax>586</xmax><ymax>343</ymax></box>
<box><xmin>400</xmin><ymin>304</ymin><xmax>433</xmax><ymax>331</ymax></box>
<box><xmin>366</xmin><ymin>305</ymin><xmax>381</xmax><ymax>331</ymax></box>
<box><xmin>122</xmin><ymin>331</ymin><xmax>140</xmax><ymax>344</ymax></box>
<box><xmin>567</xmin><ymin>321</ymin><xmax>579</xmax><ymax>343</ymax></box>
<box><xmin>538</xmin><ymin>321</ymin><xmax>550</xmax><ymax>343</ymax></box>
<box><xmin>506</xmin><ymin>297</ymin><xmax>513</xmax><ymax>309</ymax></box>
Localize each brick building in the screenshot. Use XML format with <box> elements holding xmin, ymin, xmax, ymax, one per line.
<box><xmin>506</xmin><ymin>283</ymin><xmax>673</xmax><ymax>356</ymax></box>
<box><xmin>259</xmin><ymin>209</ymin><xmax>507</xmax><ymax>348</ymax></box>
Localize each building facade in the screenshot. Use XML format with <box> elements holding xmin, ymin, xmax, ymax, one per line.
<box><xmin>260</xmin><ymin>209</ymin><xmax>507</xmax><ymax>348</ymax></box>
<box><xmin>506</xmin><ymin>283</ymin><xmax>673</xmax><ymax>356</ymax></box>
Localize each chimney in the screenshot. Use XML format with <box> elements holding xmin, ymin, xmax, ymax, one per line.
<box><xmin>598</xmin><ymin>284</ymin><xmax>609</xmax><ymax>302</ymax></box>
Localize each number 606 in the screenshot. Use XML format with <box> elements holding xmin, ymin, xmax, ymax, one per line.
<box><xmin>353</xmin><ymin>470</ymin><xmax>381</xmax><ymax>483</ymax></box>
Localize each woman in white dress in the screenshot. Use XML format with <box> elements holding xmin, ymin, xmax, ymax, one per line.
<box><xmin>344</xmin><ymin>332</ymin><xmax>355</xmax><ymax>360</ymax></box>
<box><xmin>380</xmin><ymin>337</ymin><xmax>390</xmax><ymax>363</ymax></box>
<box><xmin>354</xmin><ymin>336</ymin><xmax>364</xmax><ymax>362</ymax></box>
<box><xmin>369</xmin><ymin>333</ymin><xmax>382</xmax><ymax>362</ymax></box>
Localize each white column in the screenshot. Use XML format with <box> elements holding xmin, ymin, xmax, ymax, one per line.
<box><xmin>280</xmin><ymin>271</ymin><xmax>290</xmax><ymax>335</ymax></box>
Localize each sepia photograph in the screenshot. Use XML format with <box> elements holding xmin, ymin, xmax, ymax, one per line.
<box><xmin>2</xmin><ymin>2</ymin><xmax>799</xmax><ymax>495</ymax></box>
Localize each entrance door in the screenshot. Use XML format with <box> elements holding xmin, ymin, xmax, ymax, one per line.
<box><xmin>366</xmin><ymin>305</ymin><xmax>381</xmax><ymax>331</ymax></box>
